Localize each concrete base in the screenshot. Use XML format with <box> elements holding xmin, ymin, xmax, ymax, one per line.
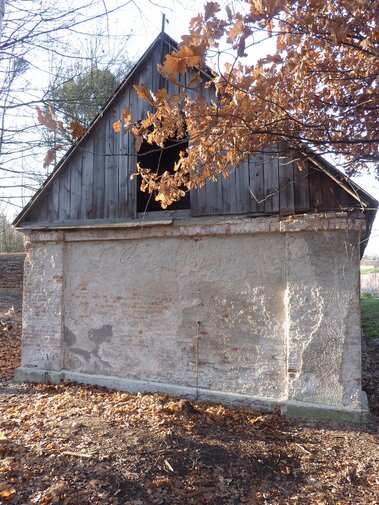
<box><xmin>14</xmin><ymin>367</ymin><xmax>280</xmax><ymax>411</ymax></box>
<box><xmin>15</xmin><ymin>367</ymin><xmax>371</xmax><ymax>424</ymax></box>
<box><xmin>281</xmin><ymin>398</ymin><xmax>371</xmax><ymax>424</ymax></box>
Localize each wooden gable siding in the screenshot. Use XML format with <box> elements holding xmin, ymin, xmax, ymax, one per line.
<box><xmin>21</xmin><ymin>32</ymin><xmax>362</xmax><ymax>227</ymax></box>
<box><xmin>190</xmin><ymin>151</ymin><xmax>361</xmax><ymax>218</ymax></box>
<box><xmin>191</xmin><ymin>147</ymin><xmax>310</xmax><ymax>217</ymax></box>
<box><xmin>24</xmin><ymin>36</ymin><xmax>193</xmax><ymax>224</ymax></box>
<box><xmin>308</xmin><ymin>164</ymin><xmax>358</xmax><ymax>211</ymax></box>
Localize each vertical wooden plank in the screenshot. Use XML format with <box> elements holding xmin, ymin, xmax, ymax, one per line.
<box><xmin>118</xmin><ymin>89</ymin><xmax>129</xmax><ymax>218</ymax></box>
<box><xmin>69</xmin><ymin>152</ymin><xmax>82</xmax><ymax>220</ymax></box>
<box><xmin>228</xmin><ymin>169</ymin><xmax>238</xmax><ymax>214</ymax></box>
<box><xmin>137</xmin><ymin>60</ymin><xmax>154</xmax><ymax>122</ymax></box>
<box><xmin>203</xmin><ymin>179</ymin><xmax>211</xmax><ymax>215</ymax></box>
<box><xmin>131</xmin><ymin>61</ymin><xmax>154</xmax><ymax>215</ymax></box>
<box><xmin>293</xmin><ymin>157</ymin><xmax>310</xmax><ymax>212</ymax></box>
<box><xmin>221</xmin><ymin>172</ymin><xmax>231</xmax><ymax>215</ymax></box>
<box><xmin>167</xmin><ymin>79</ymin><xmax>179</xmax><ymax>97</ymax></box>
<box><xmin>127</xmin><ymin>80</ymin><xmax>138</xmax><ymax>219</ymax></box>
<box><xmin>104</xmin><ymin>105</ymin><xmax>119</xmax><ymax>219</ymax></box>
<box><xmin>187</xmin><ymin>67</ymin><xmax>205</xmax><ymax>216</ymax></box>
<box><xmin>191</xmin><ymin>181</ymin><xmax>208</xmax><ymax>216</ymax></box>
<box><xmin>156</xmin><ymin>38</ymin><xmax>169</xmax><ymax>94</ymax></box>
<box><xmin>263</xmin><ymin>145</ymin><xmax>280</xmax><ymax>214</ymax></box>
<box><xmin>91</xmin><ymin>123</ymin><xmax>106</xmax><ymax>219</ymax></box>
<box><xmin>235</xmin><ymin>159</ymin><xmax>250</xmax><ymax>214</ymax></box>
<box><xmin>249</xmin><ymin>152</ymin><xmax>265</xmax><ymax>213</ymax></box>
<box><xmin>321</xmin><ymin>173</ymin><xmax>341</xmax><ymax>210</ymax></box>
<box><xmin>155</xmin><ymin>39</ymin><xmax>162</xmax><ymax>93</ymax></box>
<box><xmin>190</xmin><ymin>175</ymin><xmax>199</xmax><ymax>215</ymax></box>
<box><xmin>52</xmin><ymin>177</ymin><xmax>60</xmax><ymax>221</ymax></box>
<box><xmin>186</xmin><ymin>68</ymin><xmax>199</xmax><ymax>101</ymax></box>
<box><xmin>278</xmin><ymin>145</ymin><xmax>295</xmax><ymax>216</ymax></box>
<box><xmin>216</xmin><ymin>173</ymin><xmax>223</xmax><ymax>214</ymax></box>
<box><xmin>58</xmin><ymin>165</ymin><xmax>71</xmax><ymax>221</ymax></box>
<box><xmin>308</xmin><ymin>166</ymin><xmax>323</xmax><ymax>210</ymax></box>
<box><xmin>206</xmin><ymin>178</ymin><xmax>215</xmax><ymax>215</ymax></box>
<box><xmin>80</xmin><ymin>136</ymin><xmax>94</xmax><ymax>219</ymax></box>
<box><xmin>47</xmin><ymin>176</ymin><xmax>59</xmax><ymax>222</ymax></box>
<box><xmin>31</xmin><ymin>195</ymin><xmax>48</xmax><ymax>222</ymax></box>
<box><xmin>332</xmin><ymin>180</ymin><xmax>354</xmax><ymax>209</ymax></box>
<box><xmin>46</xmin><ymin>180</ymin><xmax>54</xmax><ymax>222</ymax></box>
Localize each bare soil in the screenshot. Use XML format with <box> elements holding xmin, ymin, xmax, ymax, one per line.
<box><xmin>0</xmin><ymin>254</ymin><xmax>378</xmax><ymax>504</ymax></box>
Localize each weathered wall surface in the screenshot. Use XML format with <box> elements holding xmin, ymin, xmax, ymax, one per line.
<box><xmin>63</xmin><ymin>233</ymin><xmax>287</xmax><ymax>400</ymax></box>
<box><xmin>16</xmin><ymin>213</ymin><xmax>367</xmax><ymax>417</ymax></box>
<box><xmin>285</xmin><ymin>230</ymin><xmax>362</xmax><ymax>410</ymax></box>
<box><xmin>21</xmin><ymin>233</ymin><xmax>64</xmax><ymax>371</ymax></box>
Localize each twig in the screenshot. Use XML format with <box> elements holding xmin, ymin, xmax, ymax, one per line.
<box><xmin>61</xmin><ymin>450</ymin><xmax>93</xmax><ymax>458</ymax></box>
<box><xmin>295</xmin><ymin>443</ymin><xmax>312</xmax><ymax>455</ymax></box>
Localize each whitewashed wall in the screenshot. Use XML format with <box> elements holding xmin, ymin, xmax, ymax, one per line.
<box><xmin>16</xmin><ymin>213</ymin><xmax>368</xmax><ymax>420</ymax></box>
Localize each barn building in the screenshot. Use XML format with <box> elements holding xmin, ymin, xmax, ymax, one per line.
<box><xmin>14</xmin><ymin>33</ymin><xmax>378</xmax><ymax>421</ymax></box>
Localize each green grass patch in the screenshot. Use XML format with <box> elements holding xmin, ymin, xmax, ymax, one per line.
<box><xmin>360</xmin><ymin>267</ymin><xmax>379</xmax><ymax>275</ymax></box>
<box><xmin>361</xmin><ymin>298</ymin><xmax>379</xmax><ymax>341</ymax></box>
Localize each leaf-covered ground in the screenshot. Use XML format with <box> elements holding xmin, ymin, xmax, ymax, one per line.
<box><xmin>0</xmin><ymin>307</ymin><xmax>378</xmax><ymax>503</ymax></box>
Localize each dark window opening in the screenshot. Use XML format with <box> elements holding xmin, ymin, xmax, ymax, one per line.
<box><xmin>137</xmin><ymin>138</ymin><xmax>190</xmax><ymax>213</ymax></box>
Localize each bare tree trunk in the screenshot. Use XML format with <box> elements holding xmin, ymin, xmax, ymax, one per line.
<box><xmin>0</xmin><ymin>0</ymin><xmax>4</xmax><ymax>40</ymax></box>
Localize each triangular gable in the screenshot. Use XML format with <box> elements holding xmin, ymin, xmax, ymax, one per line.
<box><xmin>13</xmin><ymin>33</ymin><xmax>193</xmax><ymax>226</ymax></box>
<box><xmin>13</xmin><ymin>32</ymin><xmax>378</xmax><ymax>230</ymax></box>
<box><xmin>300</xmin><ymin>146</ymin><xmax>378</xmax><ymax>211</ymax></box>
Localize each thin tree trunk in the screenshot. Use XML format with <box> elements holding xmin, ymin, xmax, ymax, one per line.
<box><xmin>0</xmin><ymin>0</ymin><xmax>4</xmax><ymax>40</ymax></box>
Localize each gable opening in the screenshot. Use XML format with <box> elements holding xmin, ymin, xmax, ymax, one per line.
<box><xmin>137</xmin><ymin>138</ymin><xmax>190</xmax><ymax>213</ymax></box>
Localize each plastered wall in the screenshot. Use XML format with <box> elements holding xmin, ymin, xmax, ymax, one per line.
<box><xmin>17</xmin><ymin>214</ymin><xmax>366</xmax><ymax>416</ymax></box>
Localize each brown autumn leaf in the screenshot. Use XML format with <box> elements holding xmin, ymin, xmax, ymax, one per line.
<box><xmin>187</xmin><ymin>71</ymin><xmax>202</xmax><ymax>87</ymax></box>
<box><xmin>204</xmin><ymin>1</ymin><xmax>220</xmax><ymax>20</ymax></box>
<box><xmin>266</xmin><ymin>0</ymin><xmax>283</xmax><ymax>18</ymax></box>
<box><xmin>43</xmin><ymin>144</ymin><xmax>63</xmax><ymax>169</ymax></box>
<box><xmin>227</xmin><ymin>19</ymin><xmax>244</xmax><ymax>43</ymax></box>
<box><xmin>69</xmin><ymin>121</ymin><xmax>87</xmax><ymax>140</ymax></box>
<box><xmin>135</xmin><ymin>136</ymin><xmax>143</xmax><ymax>152</ymax></box>
<box><xmin>36</xmin><ymin>106</ymin><xmax>59</xmax><ymax>132</ymax></box>
<box><xmin>0</xmin><ymin>488</ymin><xmax>16</xmax><ymax>499</ymax></box>
<box><xmin>250</xmin><ymin>0</ymin><xmax>265</xmax><ymax>17</ymax></box>
<box><xmin>152</xmin><ymin>88</ymin><xmax>168</xmax><ymax>104</ymax></box>
<box><xmin>113</xmin><ymin>120</ymin><xmax>121</xmax><ymax>133</ymax></box>
<box><xmin>159</xmin><ymin>45</ymin><xmax>201</xmax><ymax>77</ymax></box>
<box><xmin>134</xmin><ymin>83</ymin><xmax>153</xmax><ymax>104</ymax></box>
<box><xmin>122</xmin><ymin>106</ymin><xmax>132</xmax><ymax>123</ymax></box>
<box><xmin>332</xmin><ymin>21</ymin><xmax>349</xmax><ymax>44</ymax></box>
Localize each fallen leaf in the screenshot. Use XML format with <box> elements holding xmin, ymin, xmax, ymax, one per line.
<box><xmin>0</xmin><ymin>488</ymin><xmax>16</xmax><ymax>499</ymax></box>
